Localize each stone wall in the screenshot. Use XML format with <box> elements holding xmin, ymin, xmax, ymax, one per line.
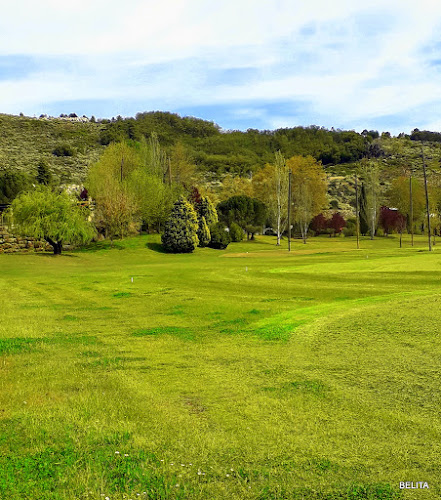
<box><xmin>0</xmin><ymin>226</ymin><xmax>52</xmax><ymax>253</ymax></box>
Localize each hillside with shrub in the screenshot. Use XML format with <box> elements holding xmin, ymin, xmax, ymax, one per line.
<box><xmin>2</xmin><ymin>111</ymin><xmax>441</xmax><ymax>217</ymax></box>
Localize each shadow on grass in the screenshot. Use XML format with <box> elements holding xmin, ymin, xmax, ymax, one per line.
<box><xmin>76</xmin><ymin>241</ymin><xmax>126</xmax><ymax>252</ymax></box>
<box><xmin>34</xmin><ymin>253</ymin><xmax>79</xmax><ymax>258</ymax></box>
<box><xmin>146</xmin><ymin>242</ymin><xmax>167</xmax><ymax>253</ymax></box>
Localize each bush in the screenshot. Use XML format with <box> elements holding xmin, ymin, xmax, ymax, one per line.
<box><xmin>0</xmin><ymin>170</ymin><xmax>31</xmax><ymax>203</ymax></box>
<box><xmin>343</xmin><ymin>221</ymin><xmax>356</xmax><ymax>236</ymax></box>
<box><xmin>208</xmin><ymin>223</ymin><xmax>231</xmax><ymax>249</ymax></box>
<box><xmin>161</xmin><ymin>198</ymin><xmax>199</xmax><ymax>253</ymax></box>
<box><xmin>229</xmin><ymin>221</ymin><xmax>244</xmax><ymax>242</ymax></box>
<box><xmin>52</xmin><ymin>143</ymin><xmax>75</xmax><ymax>157</ymax></box>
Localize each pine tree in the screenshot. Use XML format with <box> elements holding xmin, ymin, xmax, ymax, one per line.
<box><xmin>197</xmin><ymin>216</ymin><xmax>210</xmax><ymax>247</ymax></box>
<box><xmin>198</xmin><ymin>196</ymin><xmax>218</xmax><ymax>227</ymax></box>
<box><xmin>161</xmin><ymin>197</ymin><xmax>199</xmax><ymax>253</ymax></box>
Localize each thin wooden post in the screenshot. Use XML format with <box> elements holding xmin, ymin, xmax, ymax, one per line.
<box><xmin>288</xmin><ymin>171</ymin><xmax>292</xmax><ymax>252</ymax></box>
<box><xmin>409</xmin><ymin>170</ymin><xmax>414</xmax><ymax>246</ymax></box>
<box><xmin>421</xmin><ymin>145</ymin><xmax>432</xmax><ymax>251</ymax></box>
<box><xmin>355</xmin><ymin>174</ymin><xmax>360</xmax><ymax>249</ymax></box>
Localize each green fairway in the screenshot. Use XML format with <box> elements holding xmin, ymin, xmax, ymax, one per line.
<box><xmin>1</xmin><ymin>234</ymin><xmax>440</xmax><ymax>499</ymax></box>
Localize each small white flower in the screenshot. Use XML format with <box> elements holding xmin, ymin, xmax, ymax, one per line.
<box><xmin>124</xmin><ymin>454</ymin><xmax>129</xmax><ymax>457</ymax></box>
<box><xmin>115</xmin><ymin>451</ymin><xmax>120</xmax><ymax>454</ymax></box>
<box><xmin>170</xmin><ymin>463</ymin><xmax>174</xmax><ymax>465</ymax></box>
<box><xmin>226</xmin><ymin>474</ymin><xmax>230</xmax><ymax>477</ymax></box>
<box><xmin>230</xmin><ymin>468</ymin><xmax>234</xmax><ymax>471</ymax></box>
<box><xmin>175</xmin><ymin>484</ymin><xmax>179</xmax><ymax>487</ymax></box>
<box><xmin>181</xmin><ymin>464</ymin><xmax>185</xmax><ymax>466</ymax></box>
<box><xmin>160</xmin><ymin>459</ymin><xmax>164</xmax><ymax>462</ymax></box>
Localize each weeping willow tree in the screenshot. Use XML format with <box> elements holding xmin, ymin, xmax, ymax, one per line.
<box><xmin>9</xmin><ymin>185</ymin><xmax>95</xmax><ymax>254</ymax></box>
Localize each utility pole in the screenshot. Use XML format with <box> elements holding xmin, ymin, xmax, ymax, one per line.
<box><xmin>421</xmin><ymin>145</ymin><xmax>432</xmax><ymax>251</ymax></box>
<box><xmin>355</xmin><ymin>174</ymin><xmax>360</xmax><ymax>249</ymax></box>
<box><xmin>409</xmin><ymin>169</ymin><xmax>414</xmax><ymax>247</ymax></box>
<box><xmin>288</xmin><ymin>170</ymin><xmax>292</xmax><ymax>252</ymax></box>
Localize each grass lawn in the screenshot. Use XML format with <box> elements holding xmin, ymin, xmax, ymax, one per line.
<box><xmin>0</xmin><ymin>234</ymin><xmax>440</xmax><ymax>499</ymax></box>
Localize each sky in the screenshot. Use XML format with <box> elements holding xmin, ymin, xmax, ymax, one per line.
<box><xmin>1</xmin><ymin>0</ymin><xmax>441</xmax><ymax>134</ymax></box>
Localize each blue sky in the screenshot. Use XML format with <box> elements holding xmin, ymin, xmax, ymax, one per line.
<box><xmin>1</xmin><ymin>0</ymin><xmax>441</xmax><ymax>135</ymax></box>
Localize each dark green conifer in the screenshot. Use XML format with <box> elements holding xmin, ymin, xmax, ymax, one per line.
<box><xmin>161</xmin><ymin>197</ymin><xmax>199</xmax><ymax>253</ymax></box>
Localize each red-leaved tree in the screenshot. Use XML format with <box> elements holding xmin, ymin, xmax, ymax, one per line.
<box><xmin>379</xmin><ymin>206</ymin><xmax>404</xmax><ymax>235</ymax></box>
<box><xmin>310</xmin><ymin>213</ymin><xmax>327</xmax><ymax>235</ymax></box>
<box><xmin>328</xmin><ymin>212</ymin><xmax>346</xmax><ymax>236</ymax></box>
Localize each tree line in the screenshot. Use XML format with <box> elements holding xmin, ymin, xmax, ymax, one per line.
<box><xmin>3</xmin><ymin>129</ymin><xmax>441</xmax><ymax>254</ymax></box>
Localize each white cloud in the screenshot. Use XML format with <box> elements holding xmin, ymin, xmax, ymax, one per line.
<box><xmin>2</xmin><ymin>0</ymin><xmax>441</xmax><ymax>131</ymax></box>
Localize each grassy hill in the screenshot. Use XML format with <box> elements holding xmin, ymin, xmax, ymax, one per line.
<box><xmin>0</xmin><ymin>114</ymin><xmax>105</xmax><ymax>183</ymax></box>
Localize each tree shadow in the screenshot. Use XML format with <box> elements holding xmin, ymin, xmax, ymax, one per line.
<box><xmin>34</xmin><ymin>252</ymin><xmax>79</xmax><ymax>258</ymax></box>
<box><xmin>146</xmin><ymin>242</ymin><xmax>167</xmax><ymax>253</ymax></box>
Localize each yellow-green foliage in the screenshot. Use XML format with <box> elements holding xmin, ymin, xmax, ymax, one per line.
<box><xmin>197</xmin><ymin>216</ymin><xmax>210</xmax><ymax>247</ymax></box>
<box><xmin>10</xmin><ymin>185</ymin><xmax>95</xmax><ymax>253</ymax></box>
<box><xmin>0</xmin><ymin>235</ymin><xmax>440</xmax><ymax>498</ymax></box>
<box><xmin>161</xmin><ymin>197</ymin><xmax>199</xmax><ymax>252</ymax></box>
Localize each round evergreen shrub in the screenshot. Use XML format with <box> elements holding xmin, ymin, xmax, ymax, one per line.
<box><xmin>161</xmin><ymin>198</ymin><xmax>199</xmax><ymax>253</ymax></box>
<box><xmin>208</xmin><ymin>223</ymin><xmax>231</xmax><ymax>249</ymax></box>
<box><xmin>229</xmin><ymin>221</ymin><xmax>244</xmax><ymax>242</ymax></box>
<box><xmin>198</xmin><ymin>216</ymin><xmax>211</xmax><ymax>247</ymax></box>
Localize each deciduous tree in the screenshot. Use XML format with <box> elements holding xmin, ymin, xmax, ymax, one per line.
<box><xmin>10</xmin><ymin>185</ymin><xmax>95</xmax><ymax>254</ymax></box>
<box><xmin>359</xmin><ymin>160</ymin><xmax>380</xmax><ymax>239</ymax></box>
<box><xmin>286</xmin><ymin>155</ymin><xmax>327</xmax><ymax>243</ymax></box>
<box><xmin>253</xmin><ymin>150</ymin><xmax>289</xmax><ymax>245</ymax></box>
<box><xmin>217</xmin><ymin>195</ymin><xmax>266</xmax><ymax>240</ymax></box>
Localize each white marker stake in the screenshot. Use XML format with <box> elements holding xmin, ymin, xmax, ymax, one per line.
<box><xmin>131</xmin><ymin>277</ymin><xmax>134</xmax><ymax>283</ymax></box>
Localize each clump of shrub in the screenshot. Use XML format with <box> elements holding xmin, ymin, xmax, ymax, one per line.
<box><xmin>0</xmin><ymin>169</ymin><xmax>31</xmax><ymax>203</ymax></box>
<box><xmin>343</xmin><ymin>219</ymin><xmax>356</xmax><ymax>236</ymax></box>
<box><xmin>208</xmin><ymin>223</ymin><xmax>230</xmax><ymax>249</ymax></box>
<box><xmin>229</xmin><ymin>221</ymin><xmax>244</xmax><ymax>242</ymax></box>
<box><xmin>52</xmin><ymin>143</ymin><xmax>75</xmax><ymax>157</ymax></box>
